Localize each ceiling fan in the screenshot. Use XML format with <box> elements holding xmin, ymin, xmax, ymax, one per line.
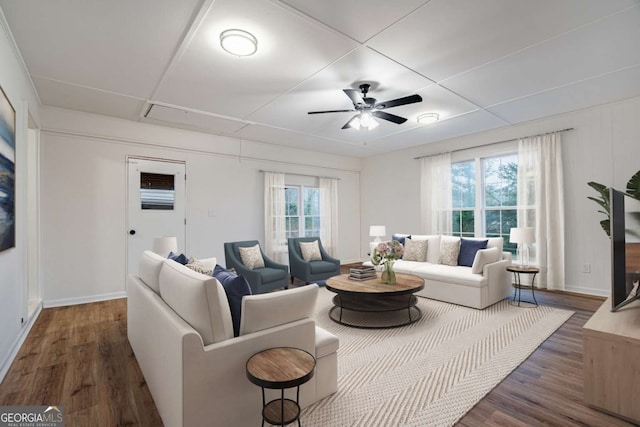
<box><xmin>308</xmin><ymin>84</ymin><xmax>422</xmax><ymax>130</ymax></box>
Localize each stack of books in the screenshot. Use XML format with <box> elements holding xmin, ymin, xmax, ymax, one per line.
<box><xmin>349</xmin><ymin>266</ymin><xmax>376</xmax><ymax>281</ymax></box>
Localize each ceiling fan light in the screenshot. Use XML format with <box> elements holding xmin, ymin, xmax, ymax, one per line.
<box><xmin>350</xmin><ymin>116</ymin><xmax>361</xmax><ymax>130</ymax></box>
<box><xmin>360</xmin><ymin>112</ymin><xmax>372</xmax><ymax>128</ymax></box>
<box><xmin>417</xmin><ymin>112</ymin><xmax>439</xmax><ymax>124</ymax></box>
<box><xmin>220</xmin><ymin>29</ymin><xmax>257</xmax><ymax>56</ymax></box>
<box><xmin>368</xmin><ymin>117</ymin><xmax>379</xmax><ymax>129</ymax></box>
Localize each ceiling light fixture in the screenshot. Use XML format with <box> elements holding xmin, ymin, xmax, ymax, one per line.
<box><xmin>417</xmin><ymin>113</ymin><xmax>439</xmax><ymax>124</ymax></box>
<box><xmin>220</xmin><ymin>29</ymin><xmax>257</xmax><ymax>56</ymax></box>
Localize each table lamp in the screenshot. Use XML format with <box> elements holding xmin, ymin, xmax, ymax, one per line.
<box><xmin>509</xmin><ymin>227</ymin><xmax>535</xmax><ymax>266</ymax></box>
<box><xmin>152</xmin><ymin>236</ymin><xmax>178</xmax><ymax>257</ymax></box>
<box><xmin>369</xmin><ymin>225</ymin><xmax>387</xmax><ymax>243</ymax></box>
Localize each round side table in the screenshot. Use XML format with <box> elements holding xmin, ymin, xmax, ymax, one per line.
<box><xmin>507</xmin><ymin>265</ymin><xmax>540</xmax><ymax>307</ymax></box>
<box><xmin>246</xmin><ymin>347</ymin><xmax>316</xmax><ymax>426</ymax></box>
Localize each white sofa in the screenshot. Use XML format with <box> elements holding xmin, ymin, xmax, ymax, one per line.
<box><xmin>365</xmin><ymin>235</ymin><xmax>512</xmax><ymax>309</ymax></box>
<box><xmin>127</xmin><ymin>250</ymin><xmax>339</xmax><ymax>427</ymax></box>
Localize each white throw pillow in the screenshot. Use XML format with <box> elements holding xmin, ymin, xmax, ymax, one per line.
<box><xmin>439</xmin><ymin>235</ymin><xmax>461</xmax><ymax>266</ymax></box>
<box><xmin>471</xmin><ymin>247</ymin><xmax>502</xmax><ymax>274</ymax></box>
<box><xmin>239</xmin><ymin>244</ymin><xmax>265</xmax><ymax>269</ymax></box>
<box><xmin>299</xmin><ymin>240</ymin><xmax>322</xmax><ymax>261</ymax></box>
<box><xmin>403</xmin><ymin>238</ymin><xmax>428</xmax><ymax>262</ymax></box>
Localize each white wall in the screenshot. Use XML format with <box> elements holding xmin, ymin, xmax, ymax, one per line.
<box><xmin>0</xmin><ymin>11</ymin><xmax>41</xmax><ymax>380</ymax></box>
<box><xmin>39</xmin><ymin>107</ymin><xmax>362</xmax><ymax>306</ymax></box>
<box><xmin>361</xmin><ymin>96</ymin><xmax>640</xmax><ymax>297</ymax></box>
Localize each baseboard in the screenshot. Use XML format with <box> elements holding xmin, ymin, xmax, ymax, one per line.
<box><xmin>563</xmin><ymin>286</ymin><xmax>610</xmax><ymax>298</ymax></box>
<box><xmin>0</xmin><ymin>303</ymin><xmax>43</xmax><ymax>383</ymax></box>
<box><xmin>43</xmin><ymin>291</ymin><xmax>127</xmax><ymax>308</ymax></box>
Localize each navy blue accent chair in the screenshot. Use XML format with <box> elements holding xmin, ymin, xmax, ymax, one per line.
<box><xmin>288</xmin><ymin>237</ymin><xmax>341</xmax><ymax>285</ymax></box>
<box><xmin>223</xmin><ymin>240</ymin><xmax>289</xmax><ymax>294</ymax></box>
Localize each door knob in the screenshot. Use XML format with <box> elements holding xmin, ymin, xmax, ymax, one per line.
<box><xmin>129</xmin><ymin>229</ymin><xmax>136</xmax><ymax>235</ymax></box>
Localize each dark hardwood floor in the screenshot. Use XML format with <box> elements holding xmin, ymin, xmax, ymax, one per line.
<box><xmin>0</xmin><ymin>270</ymin><xmax>633</xmax><ymax>426</ymax></box>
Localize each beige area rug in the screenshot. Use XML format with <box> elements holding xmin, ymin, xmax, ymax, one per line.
<box><xmin>301</xmin><ymin>288</ymin><xmax>574</xmax><ymax>427</ymax></box>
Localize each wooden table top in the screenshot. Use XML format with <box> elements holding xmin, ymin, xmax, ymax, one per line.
<box><xmin>506</xmin><ymin>265</ymin><xmax>540</xmax><ymax>273</ymax></box>
<box><xmin>326</xmin><ymin>273</ymin><xmax>425</xmax><ymax>295</ymax></box>
<box><xmin>246</xmin><ymin>347</ymin><xmax>315</xmax><ymax>389</ymax></box>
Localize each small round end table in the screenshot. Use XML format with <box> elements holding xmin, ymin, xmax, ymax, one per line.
<box><xmin>246</xmin><ymin>347</ymin><xmax>316</xmax><ymax>426</ymax></box>
<box><xmin>507</xmin><ymin>265</ymin><xmax>540</xmax><ymax>307</ymax></box>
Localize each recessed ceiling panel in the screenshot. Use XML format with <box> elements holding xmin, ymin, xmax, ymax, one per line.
<box><xmin>144</xmin><ymin>104</ymin><xmax>247</xmax><ymax>134</ymax></box>
<box><xmin>488</xmin><ymin>65</ymin><xmax>640</xmax><ymax>124</ymax></box>
<box><xmin>0</xmin><ymin>0</ymin><xmax>202</xmax><ymax>98</ymax></box>
<box><xmin>368</xmin><ymin>0</ymin><xmax>637</xmax><ymax>82</ymax></box>
<box><xmin>33</xmin><ymin>77</ymin><xmax>145</xmax><ymax>121</ymax></box>
<box><xmin>246</xmin><ymin>47</ymin><xmax>435</xmax><ymax>140</ymax></box>
<box><xmin>238</xmin><ymin>124</ymin><xmax>377</xmax><ymax>157</ymax></box>
<box><xmin>153</xmin><ymin>0</ymin><xmax>359</xmax><ymax>119</ymax></box>
<box><xmin>279</xmin><ymin>0</ymin><xmax>429</xmax><ymax>43</ymax></box>
<box><xmin>442</xmin><ymin>6</ymin><xmax>640</xmax><ymax>107</ymax></box>
<box><xmin>368</xmin><ymin>110</ymin><xmax>509</xmax><ymax>151</ymax></box>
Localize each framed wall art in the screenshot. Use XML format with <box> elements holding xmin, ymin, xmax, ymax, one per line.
<box><xmin>0</xmin><ymin>85</ymin><xmax>15</xmax><ymax>252</ymax></box>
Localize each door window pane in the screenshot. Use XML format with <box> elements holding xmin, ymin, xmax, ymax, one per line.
<box><xmin>140</xmin><ymin>172</ymin><xmax>175</xmax><ymax>210</ymax></box>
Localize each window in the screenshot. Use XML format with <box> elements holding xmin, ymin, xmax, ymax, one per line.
<box><xmin>140</xmin><ymin>172</ymin><xmax>175</xmax><ymax>210</ymax></box>
<box><xmin>450</xmin><ymin>154</ymin><xmax>518</xmax><ymax>256</ymax></box>
<box><xmin>284</xmin><ymin>186</ymin><xmax>320</xmax><ymax>238</ymax></box>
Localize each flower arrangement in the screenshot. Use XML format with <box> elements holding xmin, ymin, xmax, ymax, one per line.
<box><xmin>371</xmin><ymin>240</ymin><xmax>404</xmax><ymax>284</ymax></box>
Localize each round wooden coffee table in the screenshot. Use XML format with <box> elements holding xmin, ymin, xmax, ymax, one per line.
<box><xmin>246</xmin><ymin>347</ymin><xmax>316</xmax><ymax>426</ymax></box>
<box><xmin>325</xmin><ymin>273</ymin><xmax>425</xmax><ymax>329</ymax></box>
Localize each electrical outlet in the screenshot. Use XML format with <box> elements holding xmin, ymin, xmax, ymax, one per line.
<box><xmin>583</xmin><ymin>263</ymin><xmax>591</xmax><ymax>273</ymax></box>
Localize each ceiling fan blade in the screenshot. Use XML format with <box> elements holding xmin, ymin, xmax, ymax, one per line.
<box><xmin>375</xmin><ymin>94</ymin><xmax>422</xmax><ymax>109</ymax></box>
<box><xmin>308</xmin><ymin>109</ymin><xmax>355</xmax><ymax>114</ymax></box>
<box><xmin>372</xmin><ymin>110</ymin><xmax>407</xmax><ymax>124</ymax></box>
<box><xmin>342</xmin><ymin>115</ymin><xmax>360</xmax><ymax>129</ymax></box>
<box><xmin>343</xmin><ymin>89</ymin><xmax>365</xmax><ymax>106</ymax></box>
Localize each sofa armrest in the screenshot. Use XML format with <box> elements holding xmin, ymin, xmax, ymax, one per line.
<box><xmin>239</xmin><ymin>284</ymin><xmax>319</xmax><ymax>335</ymax></box>
<box><xmin>484</xmin><ymin>258</ymin><xmax>512</xmax><ymax>302</ymax></box>
<box><xmin>501</xmin><ymin>251</ymin><xmax>513</xmax><ymax>263</ymax></box>
<box><xmin>263</xmin><ymin>256</ymin><xmax>288</xmax><ymax>271</ymax></box>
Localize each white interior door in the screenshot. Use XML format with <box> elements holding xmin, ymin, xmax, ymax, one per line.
<box><xmin>127</xmin><ymin>158</ymin><xmax>186</xmax><ymax>276</ymax></box>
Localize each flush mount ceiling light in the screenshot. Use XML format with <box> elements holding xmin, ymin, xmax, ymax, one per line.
<box><xmin>417</xmin><ymin>113</ymin><xmax>440</xmax><ymax>124</ymax></box>
<box><xmin>220</xmin><ymin>29</ymin><xmax>257</xmax><ymax>56</ymax></box>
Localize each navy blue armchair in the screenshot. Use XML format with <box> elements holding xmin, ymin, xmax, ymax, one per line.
<box><xmin>288</xmin><ymin>237</ymin><xmax>341</xmax><ymax>285</ymax></box>
<box><xmin>224</xmin><ymin>240</ymin><xmax>289</xmax><ymax>294</ymax></box>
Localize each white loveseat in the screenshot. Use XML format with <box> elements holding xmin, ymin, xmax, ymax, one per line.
<box><xmin>127</xmin><ymin>250</ymin><xmax>339</xmax><ymax>427</ymax></box>
<box><xmin>365</xmin><ymin>235</ymin><xmax>512</xmax><ymax>309</ymax></box>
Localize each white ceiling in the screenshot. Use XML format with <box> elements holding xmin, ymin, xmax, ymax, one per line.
<box><xmin>2</xmin><ymin>0</ymin><xmax>640</xmax><ymax>157</ymax></box>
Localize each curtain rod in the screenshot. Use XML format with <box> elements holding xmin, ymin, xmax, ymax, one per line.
<box><xmin>259</xmin><ymin>169</ymin><xmax>341</xmax><ymax>180</ymax></box>
<box><xmin>413</xmin><ymin>127</ymin><xmax>574</xmax><ymax>160</ymax></box>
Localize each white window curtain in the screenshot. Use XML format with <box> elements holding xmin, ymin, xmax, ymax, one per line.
<box><xmin>319</xmin><ymin>177</ymin><xmax>339</xmax><ymax>257</ymax></box>
<box><xmin>264</xmin><ymin>172</ymin><xmax>286</xmax><ymax>262</ymax></box>
<box><xmin>420</xmin><ymin>153</ymin><xmax>453</xmax><ymax>234</ymax></box>
<box><xmin>517</xmin><ymin>133</ymin><xmax>565</xmax><ymax>290</ymax></box>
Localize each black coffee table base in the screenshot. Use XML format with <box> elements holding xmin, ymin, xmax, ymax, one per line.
<box><xmin>329</xmin><ymin>294</ymin><xmax>422</xmax><ymax>329</ymax></box>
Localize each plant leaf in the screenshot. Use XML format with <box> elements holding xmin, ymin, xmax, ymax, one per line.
<box><xmin>587</xmin><ymin>181</ymin><xmax>610</xmax><ymax>213</ymax></box>
<box><xmin>626</xmin><ymin>170</ymin><xmax>640</xmax><ymax>200</ymax></box>
<box><xmin>600</xmin><ymin>219</ymin><xmax>611</xmax><ymax>237</ymax></box>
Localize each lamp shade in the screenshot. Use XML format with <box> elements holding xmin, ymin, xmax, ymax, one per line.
<box><xmin>509</xmin><ymin>227</ymin><xmax>535</xmax><ymax>244</ymax></box>
<box><xmin>152</xmin><ymin>236</ymin><xmax>178</xmax><ymax>257</ymax></box>
<box><xmin>369</xmin><ymin>225</ymin><xmax>386</xmax><ymax>238</ymax></box>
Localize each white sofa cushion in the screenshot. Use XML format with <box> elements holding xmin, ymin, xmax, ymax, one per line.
<box><xmin>240</xmin><ymin>284</ymin><xmax>319</xmax><ymax>335</ymax></box>
<box><xmin>471</xmin><ymin>247</ymin><xmax>502</xmax><ymax>274</ymax></box>
<box><xmin>414</xmin><ymin>264</ymin><xmax>487</xmax><ymax>288</ymax></box>
<box><xmin>410</xmin><ymin>235</ymin><xmax>441</xmax><ymax>264</ymax></box>
<box><xmin>159</xmin><ymin>260</ymin><xmax>234</xmax><ymax>345</ymax></box>
<box><xmin>138</xmin><ymin>250</ymin><xmax>166</xmax><ymax>294</ymax></box>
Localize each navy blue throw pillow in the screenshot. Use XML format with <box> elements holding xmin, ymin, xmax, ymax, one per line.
<box><xmin>212</xmin><ymin>264</ymin><xmax>252</xmax><ymax>337</ymax></box>
<box><xmin>458</xmin><ymin>239</ymin><xmax>489</xmax><ymax>267</ymax></box>
<box><xmin>168</xmin><ymin>251</ymin><xmax>189</xmax><ymax>265</ymax></box>
<box><xmin>392</xmin><ymin>234</ymin><xmax>411</xmax><ymax>245</ymax></box>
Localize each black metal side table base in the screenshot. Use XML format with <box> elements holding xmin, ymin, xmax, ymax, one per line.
<box><xmin>507</xmin><ymin>267</ymin><xmax>539</xmax><ymax>308</ymax></box>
